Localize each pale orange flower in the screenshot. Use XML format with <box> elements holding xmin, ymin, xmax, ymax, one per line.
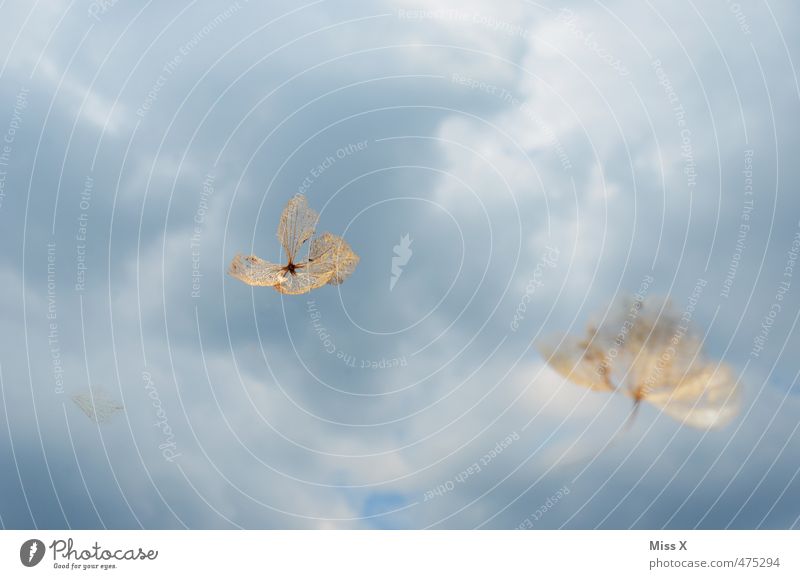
<box><xmin>229</xmin><ymin>194</ymin><xmax>359</xmax><ymax>294</ymax></box>
<box><xmin>538</xmin><ymin>297</ymin><xmax>740</xmax><ymax>429</ymax></box>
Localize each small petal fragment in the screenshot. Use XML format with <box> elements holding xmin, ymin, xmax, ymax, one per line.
<box><xmin>72</xmin><ymin>388</ymin><xmax>124</xmax><ymax>424</ymax></box>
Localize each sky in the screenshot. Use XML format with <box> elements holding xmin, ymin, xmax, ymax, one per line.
<box><xmin>0</xmin><ymin>0</ymin><xmax>798</xmax><ymax>529</ymax></box>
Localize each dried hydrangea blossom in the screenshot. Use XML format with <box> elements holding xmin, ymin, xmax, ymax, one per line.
<box><xmin>71</xmin><ymin>387</ymin><xmax>124</xmax><ymax>424</ymax></box>
<box><xmin>229</xmin><ymin>194</ymin><xmax>359</xmax><ymax>295</ymax></box>
<box><xmin>538</xmin><ymin>296</ymin><xmax>740</xmax><ymax>429</ymax></box>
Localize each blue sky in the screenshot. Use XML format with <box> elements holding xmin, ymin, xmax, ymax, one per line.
<box><xmin>0</xmin><ymin>0</ymin><xmax>798</xmax><ymax>529</ymax></box>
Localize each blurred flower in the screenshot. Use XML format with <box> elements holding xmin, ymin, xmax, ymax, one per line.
<box><xmin>538</xmin><ymin>296</ymin><xmax>740</xmax><ymax>429</ymax></box>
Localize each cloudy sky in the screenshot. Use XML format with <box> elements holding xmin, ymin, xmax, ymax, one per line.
<box><xmin>0</xmin><ymin>0</ymin><xmax>798</xmax><ymax>529</ymax></box>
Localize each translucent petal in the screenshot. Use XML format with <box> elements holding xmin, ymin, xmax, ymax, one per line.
<box><xmin>71</xmin><ymin>388</ymin><xmax>124</xmax><ymax>424</ymax></box>
<box><xmin>306</xmin><ymin>232</ymin><xmax>360</xmax><ymax>286</ymax></box>
<box><xmin>277</xmin><ymin>194</ymin><xmax>318</xmax><ymax>263</ymax></box>
<box><xmin>537</xmin><ymin>334</ymin><xmax>616</xmax><ymax>392</ymax></box>
<box><xmin>229</xmin><ymin>254</ymin><xmax>286</xmax><ymax>287</ymax></box>
<box><xmin>645</xmin><ymin>363</ymin><xmax>740</xmax><ymax>429</ymax></box>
